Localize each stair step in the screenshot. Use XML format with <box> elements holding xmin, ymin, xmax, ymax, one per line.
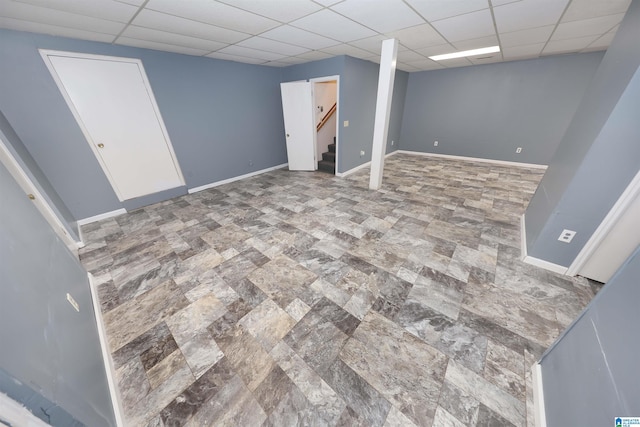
<box><xmin>318</xmin><ymin>160</ymin><xmax>335</xmax><ymax>174</ymax></box>
<box><xmin>322</xmin><ymin>152</ymin><xmax>335</xmax><ymax>162</ymax></box>
<box><xmin>328</xmin><ymin>143</ymin><xmax>336</xmax><ymax>153</ymax></box>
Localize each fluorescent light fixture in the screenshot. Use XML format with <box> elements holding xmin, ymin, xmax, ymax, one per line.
<box><xmin>429</xmin><ymin>46</ymin><xmax>500</xmax><ymax>61</ymax></box>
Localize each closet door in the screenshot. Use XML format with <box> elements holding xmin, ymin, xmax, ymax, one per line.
<box><xmin>42</xmin><ymin>50</ymin><xmax>185</xmax><ymax>201</ymax></box>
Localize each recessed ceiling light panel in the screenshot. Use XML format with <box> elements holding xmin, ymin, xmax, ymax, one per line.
<box><xmin>429</xmin><ymin>45</ymin><xmax>500</xmax><ymax>61</ymax></box>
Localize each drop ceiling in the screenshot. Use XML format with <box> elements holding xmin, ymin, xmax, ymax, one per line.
<box><xmin>0</xmin><ymin>0</ymin><xmax>631</xmax><ymax>71</ymax></box>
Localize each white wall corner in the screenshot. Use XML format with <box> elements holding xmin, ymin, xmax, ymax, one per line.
<box><xmin>532</xmin><ymin>363</ymin><xmax>548</xmax><ymax>427</ymax></box>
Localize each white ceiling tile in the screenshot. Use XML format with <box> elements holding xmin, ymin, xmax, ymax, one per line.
<box><xmin>413</xmin><ymin>43</ymin><xmax>458</xmax><ymax>57</ymax></box>
<box><xmin>404</xmin><ymin>0</ymin><xmax>489</xmax><ymax>22</ymax></box>
<box><xmin>330</xmin><ymin>0</ymin><xmax>424</xmax><ymax>33</ymax></box>
<box><xmin>218</xmin><ymin>0</ymin><xmax>322</xmax><ymax>22</ymax></box>
<box><xmin>552</xmin><ymin>13</ymin><xmax>624</xmax><ymax>40</ymax></box>
<box><xmin>116</xmin><ymin>37</ymin><xmax>210</xmax><ymax>55</ymax></box>
<box><xmin>12</xmin><ymin>0</ymin><xmax>138</xmax><ymax>23</ymax></box>
<box><xmin>387</xmin><ymin>23</ymin><xmax>447</xmax><ymax>50</ymax></box>
<box><xmin>294</xmin><ymin>50</ymin><xmax>334</xmax><ymax>60</ymax></box>
<box><xmin>404</xmin><ymin>58</ymin><xmax>446</xmax><ymax>70</ymax></box>
<box><xmin>120</xmin><ymin>26</ymin><xmax>228</xmax><ymax>51</ymax></box>
<box><xmin>469</xmin><ymin>54</ymin><xmax>503</xmax><ymax>64</ymax></box>
<box><xmin>0</xmin><ymin>0</ymin><xmax>126</xmax><ymax>34</ymax></box>
<box><xmin>0</xmin><ymin>16</ymin><xmax>116</xmax><ymax>42</ymax></box>
<box><xmin>490</xmin><ymin>0</ymin><xmax>522</xmax><ymax>6</ymax></box>
<box><xmin>542</xmin><ymin>35</ymin><xmax>599</xmax><ymax>54</ymax></box>
<box><xmin>494</xmin><ymin>0</ymin><xmax>569</xmax><ymax>33</ymax></box>
<box><xmin>145</xmin><ymin>0</ymin><xmax>279</xmax><ymax>34</ymax></box>
<box><xmin>290</xmin><ymin>9</ymin><xmax>376</xmax><ymax>42</ymax></box>
<box><xmin>440</xmin><ymin>57</ymin><xmax>474</xmax><ymax>68</ymax></box>
<box><xmin>205</xmin><ymin>51</ymin><xmax>267</xmax><ymax>64</ymax></box>
<box><xmin>312</xmin><ymin>0</ymin><xmax>342</xmax><ymax>6</ymax></box>
<box><xmin>347</xmin><ymin>35</ymin><xmax>386</xmax><ymax>54</ymax></box>
<box><xmin>115</xmin><ymin>0</ymin><xmax>145</xmax><ymax>5</ymax></box>
<box><xmin>452</xmin><ymin>35</ymin><xmax>499</xmax><ymax>50</ymax></box>
<box><xmin>500</xmin><ymin>25</ymin><xmax>554</xmax><ymax>47</ymax></box>
<box><xmin>397</xmin><ymin>50</ymin><xmax>427</xmax><ymax>62</ymax></box>
<box><xmin>323</xmin><ymin>43</ymin><xmax>376</xmax><ymax>59</ymax></box>
<box><xmin>585</xmin><ymin>29</ymin><xmax>617</xmax><ymax>50</ymax></box>
<box><xmin>396</xmin><ymin>62</ymin><xmax>421</xmax><ymax>72</ymax></box>
<box><xmin>263</xmin><ymin>61</ymin><xmax>292</xmax><ymax>67</ymax></box>
<box><xmin>349</xmin><ymin>36</ymin><xmax>408</xmax><ymax>55</ymax></box>
<box><xmin>259</xmin><ymin>25</ymin><xmax>340</xmax><ymax>49</ymax></box>
<box><xmin>218</xmin><ymin>44</ymin><xmax>287</xmax><ymax>61</ymax></box>
<box><xmin>502</xmin><ymin>42</ymin><xmax>544</xmax><ymax>58</ymax></box>
<box><xmin>238</xmin><ymin>36</ymin><xmax>310</xmax><ymax>55</ymax></box>
<box><xmin>272</xmin><ymin>56</ymin><xmax>308</xmax><ymax>64</ymax></box>
<box><xmin>430</xmin><ymin>9</ymin><xmax>495</xmax><ymax>42</ymax></box>
<box><xmin>132</xmin><ymin>9</ymin><xmax>250</xmax><ymax>44</ymax></box>
<box><xmin>562</xmin><ymin>0</ymin><xmax>631</xmax><ymax>22</ymax></box>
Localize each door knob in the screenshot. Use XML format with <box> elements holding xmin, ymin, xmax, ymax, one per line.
<box><xmin>28</xmin><ymin>194</ymin><xmax>35</xmax><ymax>200</ymax></box>
<box><xmin>97</xmin><ymin>143</ymin><xmax>104</xmax><ymax>148</ymax></box>
<box><xmin>286</xmin><ymin>134</ymin><xmax>290</xmax><ymax>137</ymax></box>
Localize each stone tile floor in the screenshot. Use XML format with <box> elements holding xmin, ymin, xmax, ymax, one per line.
<box><xmin>79</xmin><ymin>154</ymin><xmax>595</xmax><ymax>427</ymax></box>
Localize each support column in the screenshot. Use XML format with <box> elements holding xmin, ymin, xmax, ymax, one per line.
<box><xmin>369</xmin><ymin>38</ymin><xmax>398</xmax><ymax>190</ymax></box>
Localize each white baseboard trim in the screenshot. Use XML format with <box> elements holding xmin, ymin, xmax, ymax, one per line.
<box><xmin>532</xmin><ymin>363</ymin><xmax>547</xmax><ymax>427</ymax></box>
<box><xmin>520</xmin><ymin>214</ymin><xmax>569</xmax><ymax>275</ymax></box>
<box><xmin>188</xmin><ymin>163</ymin><xmax>288</xmax><ymax>194</ymax></box>
<box><xmin>78</xmin><ymin>208</ymin><xmax>127</xmax><ymax>226</ymax></box>
<box><xmin>336</xmin><ymin>150</ymin><xmax>399</xmax><ymax>178</ymax></box>
<box><xmin>395</xmin><ymin>150</ymin><xmax>548</xmax><ymax>169</ymax></box>
<box><xmin>523</xmin><ymin>255</ymin><xmax>568</xmax><ymax>275</ymax></box>
<box><xmin>336</xmin><ymin>160</ymin><xmax>371</xmax><ymax>177</ymax></box>
<box><xmin>88</xmin><ymin>274</ymin><xmax>125</xmax><ymax>427</ymax></box>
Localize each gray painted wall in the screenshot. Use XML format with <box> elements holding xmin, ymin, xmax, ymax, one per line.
<box><xmin>540</xmin><ymin>246</ymin><xmax>640</xmax><ymax>425</ymax></box>
<box><xmin>525</xmin><ymin>0</ymin><xmax>640</xmax><ymax>266</ymax></box>
<box><xmin>0</xmin><ymin>109</ymin><xmax>79</xmax><ymax>240</ymax></box>
<box><xmin>0</xmin><ymin>160</ymin><xmax>115</xmax><ymax>426</ymax></box>
<box><xmin>399</xmin><ymin>52</ymin><xmax>603</xmax><ymax>164</ymax></box>
<box><xmin>0</xmin><ymin>29</ymin><xmax>286</xmax><ymax>219</ymax></box>
<box><xmin>282</xmin><ymin>55</ymin><xmax>408</xmax><ymax>173</ymax></box>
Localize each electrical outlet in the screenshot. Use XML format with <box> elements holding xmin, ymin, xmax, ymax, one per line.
<box><xmin>249</xmin><ymin>160</ymin><xmax>254</xmax><ymax>166</ymax></box>
<box><xmin>558</xmin><ymin>229</ymin><xmax>576</xmax><ymax>243</ymax></box>
<box><xmin>434</xmin><ymin>141</ymin><xmax>439</xmax><ymax>147</ymax></box>
<box><xmin>516</xmin><ymin>147</ymin><xmax>522</xmax><ymax>153</ymax></box>
<box><xmin>360</xmin><ymin>150</ymin><xmax>365</xmax><ymax>156</ymax></box>
<box><xmin>391</xmin><ymin>140</ymin><xmax>395</xmax><ymax>146</ymax></box>
<box><xmin>344</xmin><ymin>120</ymin><xmax>349</xmax><ymax>127</ymax></box>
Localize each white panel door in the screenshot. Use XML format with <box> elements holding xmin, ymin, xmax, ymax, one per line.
<box><xmin>44</xmin><ymin>52</ymin><xmax>184</xmax><ymax>201</ymax></box>
<box><xmin>280</xmin><ymin>81</ymin><xmax>316</xmax><ymax>171</ymax></box>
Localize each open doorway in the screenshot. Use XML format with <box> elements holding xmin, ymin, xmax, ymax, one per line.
<box><xmin>312</xmin><ymin>76</ymin><xmax>339</xmax><ymax>175</ymax></box>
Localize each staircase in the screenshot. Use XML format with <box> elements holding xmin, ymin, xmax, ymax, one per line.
<box><xmin>318</xmin><ymin>137</ymin><xmax>336</xmax><ymax>174</ymax></box>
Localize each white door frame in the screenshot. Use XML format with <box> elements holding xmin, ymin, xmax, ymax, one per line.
<box><xmin>567</xmin><ymin>169</ymin><xmax>640</xmax><ymax>277</ymax></box>
<box><xmin>39</xmin><ymin>49</ymin><xmax>186</xmax><ymax>201</ymax></box>
<box><xmin>310</xmin><ymin>75</ymin><xmax>340</xmax><ymax>174</ymax></box>
<box><xmin>0</xmin><ymin>137</ymin><xmax>80</xmax><ymax>255</ymax></box>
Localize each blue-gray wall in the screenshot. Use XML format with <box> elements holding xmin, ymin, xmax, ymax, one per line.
<box><xmin>524</xmin><ymin>0</ymin><xmax>640</xmax><ymax>266</ymax></box>
<box><xmin>0</xmin><ymin>160</ymin><xmax>115</xmax><ymax>426</ymax></box>
<box><xmin>387</xmin><ymin>68</ymin><xmax>408</xmax><ymax>155</ymax></box>
<box><xmin>399</xmin><ymin>52</ymin><xmax>603</xmax><ymax>164</ymax></box>
<box><xmin>282</xmin><ymin>55</ymin><xmax>408</xmax><ymax>174</ymax></box>
<box><xmin>0</xmin><ymin>29</ymin><xmax>286</xmax><ymax>219</ymax></box>
<box><xmin>540</xmin><ymin>246</ymin><xmax>640</xmax><ymax>425</ymax></box>
<box><xmin>0</xmin><ymin>109</ymin><xmax>79</xmax><ymax>240</ymax></box>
